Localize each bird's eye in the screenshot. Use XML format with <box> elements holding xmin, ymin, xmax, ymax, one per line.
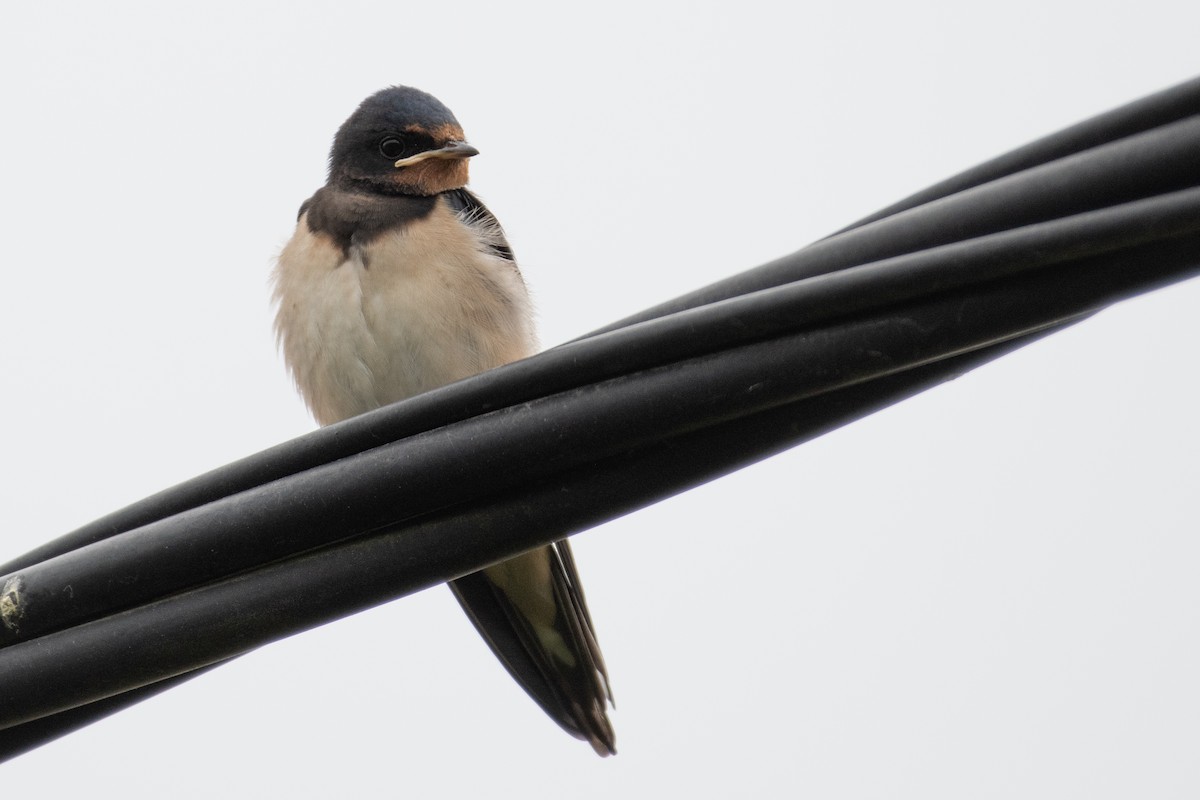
<box><xmin>378</xmin><ymin>137</ymin><xmax>406</xmax><ymax>159</ymax></box>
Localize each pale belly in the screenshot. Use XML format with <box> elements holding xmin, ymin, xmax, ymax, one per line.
<box><xmin>272</xmin><ymin>206</ymin><xmax>536</xmax><ymax>426</ymax></box>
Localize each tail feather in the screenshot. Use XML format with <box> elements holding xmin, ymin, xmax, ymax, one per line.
<box><xmin>554</xmin><ymin>540</ymin><xmax>614</xmax><ymax>705</ymax></box>
<box><xmin>449</xmin><ymin>541</ymin><xmax>616</xmax><ymax>755</ymax></box>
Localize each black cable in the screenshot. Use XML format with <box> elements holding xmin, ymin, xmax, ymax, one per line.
<box><xmin>2</xmin><ymin>191</ymin><xmax>1196</xmax><ymax>650</ymax></box>
<box><xmin>834</xmin><ymin>75</ymin><xmax>1200</xmax><ymax>232</ymax></box>
<box><xmin>8</xmin><ymin>95</ymin><xmax>1200</xmax><ymax>576</ymax></box>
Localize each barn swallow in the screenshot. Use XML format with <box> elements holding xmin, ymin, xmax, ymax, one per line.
<box><xmin>271</xmin><ymin>86</ymin><xmax>615</xmax><ymax>755</ymax></box>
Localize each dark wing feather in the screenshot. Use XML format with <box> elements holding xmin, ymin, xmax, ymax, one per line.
<box><xmin>449</xmin><ymin>540</ymin><xmax>616</xmax><ymax>755</ymax></box>
<box><xmin>443</xmin><ymin>187</ymin><xmax>516</xmax><ymax>263</ymax></box>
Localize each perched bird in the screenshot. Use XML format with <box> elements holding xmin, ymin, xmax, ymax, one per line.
<box><xmin>272</xmin><ymin>86</ymin><xmax>615</xmax><ymax>755</ymax></box>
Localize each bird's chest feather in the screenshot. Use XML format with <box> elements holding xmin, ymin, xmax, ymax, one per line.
<box><xmin>273</xmin><ymin>201</ymin><xmax>535</xmax><ymax>426</ymax></box>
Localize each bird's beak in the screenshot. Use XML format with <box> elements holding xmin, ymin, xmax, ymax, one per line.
<box><xmin>394</xmin><ymin>141</ymin><xmax>480</xmax><ymax>168</ymax></box>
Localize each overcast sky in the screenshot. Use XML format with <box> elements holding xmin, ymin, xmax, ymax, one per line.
<box><xmin>3</xmin><ymin>2</ymin><xmax>1200</xmax><ymax>797</ymax></box>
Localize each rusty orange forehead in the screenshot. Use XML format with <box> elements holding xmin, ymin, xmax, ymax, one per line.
<box><xmin>404</xmin><ymin>122</ymin><xmax>467</xmax><ymax>142</ymax></box>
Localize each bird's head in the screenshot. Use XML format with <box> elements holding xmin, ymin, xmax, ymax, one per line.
<box><xmin>328</xmin><ymin>86</ymin><xmax>478</xmax><ymax>196</ymax></box>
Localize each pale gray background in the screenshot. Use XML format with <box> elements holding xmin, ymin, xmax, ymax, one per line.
<box><xmin>2</xmin><ymin>2</ymin><xmax>1199</xmax><ymax>797</ymax></box>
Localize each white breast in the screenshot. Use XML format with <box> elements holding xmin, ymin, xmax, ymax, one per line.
<box><xmin>272</xmin><ymin>200</ymin><xmax>536</xmax><ymax>426</ymax></box>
